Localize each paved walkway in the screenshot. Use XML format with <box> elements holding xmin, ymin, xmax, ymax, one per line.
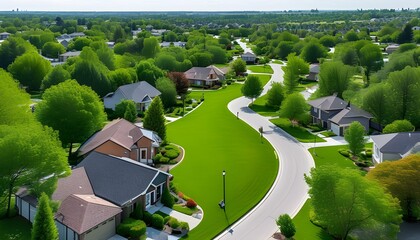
<box><xmin>215</xmin><ymin>63</ymin><xmax>315</xmax><ymax>240</ymax></box>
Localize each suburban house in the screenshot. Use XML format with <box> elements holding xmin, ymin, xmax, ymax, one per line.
<box><xmin>0</xmin><ymin>32</ymin><xmax>11</xmax><ymax>40</ymax></box>
<box><xmin>56</xmin><ymin>32</ymin><xmax>86</xmax><ymax>47</ymax></box>
<box><xmin>308</xmin><ymin>94</ymin><xmax>373</xmax><ymax>136</ymax></box>
<box><xmin>371</xmin><ymin>132</ymin><xmax>420</xmax><ymax>164</ymax></box>
<box><xmin>184</xmin><ymin>65</ymin><xmax>225</xmax><ymax>87</ymax></box>
<box><xmin>241</xmin><ymin>52</ymin><xmax>257</xmax><ymax>64</ymax></box>
<box><xmin>160</xmin><ymin>41</ymin><xmax>186</xmax><ymax>48</ymax></box>
<box><xmin>59</xmin><ymin>51</ymin><xmax>81</xmax><ymax>62</ymax></box>
<box><xmin>77</xmin><ymin>118</ymin><xmax>162</xmax><ymax>164</ymax></box>
<box><xmin>16</xmin><ymin>152</ymin><xmax>171</xmax><ymax>240</ymax></box>
<box><xmin>103</xmin><ymin>81</ymin><xmax>161</xmax><ymax>112</ymax></box>
<box><xmin>307</xmin><ymin>63</ymin><xmax>320</xmax><ymax>81</ymax></box>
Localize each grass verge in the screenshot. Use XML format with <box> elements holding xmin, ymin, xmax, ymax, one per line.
<box><xmin>248</xmin><ymin>65</ymin><xmax>274</xmax><ymax>74</ymax></box>
<box><xmin>270</xmin><ymin>118</ymin><xmax>326</xmax><ymax>143</ymax></box>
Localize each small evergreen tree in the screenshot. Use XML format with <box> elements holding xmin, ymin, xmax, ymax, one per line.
<box><xmin>114</xmin><ymin>100</ymin><xmax>137</xmax><ymax>123</ymax></box>
<box><xmin>161</xmin><ymin>187</ymin><xmax>174</xmax><ymax>208</ymax></box>
<box><xmin>143</xmin><ymin>97</ymin><xmax>166</xmax><ymax>140</ymax></box>
<box><xmin>31</xmin><ymin>193</ymin><xmax>58</xmax><ymax>240</ymax></box>
<box><xmin>276</xmin><ymin>214</ymin><xmax>296</xmax><ymax>239</ymax></box>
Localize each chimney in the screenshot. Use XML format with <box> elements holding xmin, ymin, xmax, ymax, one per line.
<box><xmin>346</xmin><ymin>101</ymin><xmax>351</xmax><ymax>109</ymax></box>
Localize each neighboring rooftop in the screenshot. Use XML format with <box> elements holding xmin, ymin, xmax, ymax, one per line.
<box><xmin>52</xmin><ymin>167</ymin><xmax>94</xmax><ymax>202</ymax></box>
<box><xmin>371</xmin><ymin>132</ymin><xmax>420</xmax><ymax>156</ymax></box>
<box><xmin>185</xmin><ymin>65</ymin><xmax>225</xmax><ymax>80</ymax></box>
<box><xmin>307</xmin><ymin>94</ymin><xmax>347</xmax><ymax>111</ymax></box>
<box><xmin>105</xmin><ymin>81</ymin><xmax>161</xmax><ymax>104</ymax></box>
<box><xmin>329</xmin><ymin>105</ymin><xmax>373</xmax><ymax>125</ymax></box>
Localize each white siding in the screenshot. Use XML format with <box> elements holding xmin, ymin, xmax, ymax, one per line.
<box><xmin>84</xmin><ymin>218</ymin><xmax>116</xmax><ymax>240</ymax></box>
<box><xmin>330</xmin><ymin>123</ymin><xmax>340</xmax><ymax>136</ymax></box>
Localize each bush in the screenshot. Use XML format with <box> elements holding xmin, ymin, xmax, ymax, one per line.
<box><xmin>130</xmin><ymin>222</ymin><xmax>147</xmax><ymax>238</ymax></box>
<box><xmin>160</xmin><ymin>156</ymin><xmax>170</xmax><ymax>163</ymax></box>
<box><xmin>117</xmin><ymin>218</ymin><xmax>146</xmax><ymax>238</ymax></box>
<box><xmin>186</xmin><ymin>199</ymin><xmax>197</xmax><ymax>208</ymax></box>
<box><xmin>153</xmin><ymin>153</ymin><xmax>162</xmax><ymax>162</ymax></box>
<box><xmin>168</xmin><ymin>217</ymin><xmax>181</xmax><ymax>229</ymax></box>
<box><xmin>130</xmin><ymin>205</ymin><xmax>144</xmax><ymax>220</ymax></box>
<box><xmin>161</xmin><ymin>187</ymin><xmax>174</xmax><ymax>208</ymax></box>
<box><xmin>338</xmin><ymin>149</ymin><xmax>350</xmax><ymax>157</ymax></box>
<box><xmin>151</xmin><ymin>214</ymin><xmax>164</xmax><ymax>230</ymax></box>
<box><xmin>143</xmin><ymin>211</ymin><xmax>153</xmax><ymax>225</ymax></box>
<box><xmin>180</xmin><ymin>221</ymin><xmax>190</xmax><ymax>231</ymax></box>
<box><xmin>170</xmin><ymin>181</ymin><xmax>179</xmax><ymax>194</ymax></box>
<box><xmin>164</xmin><ymin>216</ymin><xmax>171</xmax><ymax>224</ymax></box>
<box><xmin>164</xmin><ymin>149</ymin><xmax>179</xmax><ymax>159</ymax></box>
<box><xmin>185</xmin><ymin>98</ymin><xmax>193</xmax><ymax>104</ymax></box>
<box><xmin>365</xmin><ymin>149</ymin><xmax>372</xmax><ymax>158</ymax></box>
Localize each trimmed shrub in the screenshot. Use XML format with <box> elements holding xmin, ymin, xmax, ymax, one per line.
<box><xmin>164</xmin><ymin>216</ymin><xmax>171</xmax><ymax>224</ymax></box>
<box><xmin>338</xmin><ymin>149</ymin><xmax>350</xmax><ymax>157</ymax></box>
<box><xmin>143</xmin><ymin>211</ymin><xmax>153</xmax><ymax>225</ymax></box>
<box><xmin>165</xmin><ymin>149</ymin><xmax>179</xmax><ymax>159</ymax></box>
<box><xmin>180</xmin><ymin>221</ymin><xmax>190</xmax><ymax>231</ymax></box>
<box><xmin>186</xmin><ymin>199</ymin><xmax>197</xmax><ymax>208</ymax></box>
<box><xmin>160</xmin><ymin>156</ymin><xmax>170</xmax><ymax>163</ymax></box>
<box><xmin>130</xmin><ymin>205</ymin><xmax>144</xmax><ymax>220</ymax></box>
<box><xmin>161</xmin><ymin>187</ymin><xmax>174</xmax><ymax>208</ymax></box>
<box><xmin>153</xmin><ymin>153</ymin><xmax>162</xmax><ymax>162</ymax></box>
<box><xmin>116</xmin><ymin>218</ymin><xmax>146</xmax><ymax>238</ymax></box>
<box><xmin>130</xmin><ymin>221</ymin><xmax>147</xmax><ymax>238</ymax></box>
<box><xmin>170</xmin><ymin>182</ymin><xmax>179</xmax><ymax>194</ymax></box>
<box><xmin>168</xmin><ymin>217</ymin><xmax>180</xmax><ymax>229</ymax></box>
<box><xmin>365</xmin><ymin>149</ymin><xmax>372</xmax><ymax>158</ymax></box>
<box><xmin>151</xmin><ymin>214</ymin><xmax>164</xmax><ymax>230</ymax></box>
<box><xmin>192</xmin><ymin>102</ymin><xmax>198</xmax><ymax>108</ymax></box>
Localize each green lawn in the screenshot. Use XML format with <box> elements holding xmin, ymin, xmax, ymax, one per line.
<box><xmin>271</xmin><ymin>60</ymin><xmax>283</xmax><ymax>64</ymax></box>
<box><xmin>173</xmin><ymin>205</ymin><xmax>198</xmax><ymax>216</ymax></box>
<box><xmin>295</xmin><ymin>81</ymin><xmax>318</xmax><ymax>92</ymax></box>
<box><xmin>247</xmin><ymin>65</ymin><xmax>274</xmax><ymax>74</ymax></box>
<box><xmin>249</xmin><ymin>74</ymin><xmax>271</xmax><ymax>86</ymax></box>
<box><xmin>270</xmin><ymin>118</ymin><xmax>326</xmax><ymax>143</ymax></box>
<box><xmin>249</xmin><ymin>94</ymin><xmax>279</xmax><ymax>117</ymax></box>
<box><xmin>0</xmin><ymin>217</ymin><xmax>32</xmax><ymax>240</ymax></box>
<box><xmin>167</xmin><ymin>83</ymin><xmax>278</xmax><ymax>239</ymax></box>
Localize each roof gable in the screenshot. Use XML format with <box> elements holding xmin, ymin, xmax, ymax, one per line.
<box><xmin>329</xmin><ymin>105</ymin><xmax>373</xmax><ymax>124</ymax></box>
<box><xmin>113</xmin><ymin>81</ymin><xmax>161</xmax><ymax>103</ymax></box>
<box><xmin>308</xmin><ymin>94</ymin><xmax>347</xmax><ymax>111</ymax></box>
<box><xmin>376</xmin><ymin>132</ymin><xmax>420</xmax><ymax>155</ymax></box>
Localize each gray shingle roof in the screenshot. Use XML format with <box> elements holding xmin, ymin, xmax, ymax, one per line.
<box><xmin>329</xmin><ymin>105</ymin><xmax>373</xmax><ymax>125</ymax></box>
<box><xmin>307</xmin><ymin>94</ymin><xmax>347</xmax><ymax>111</ymax></box>
<box><xmin>52</xmin><ymin>167</ymin><xmax>94</xmax><ymax>202</ymax></box>
<box><xmin>116</xmin><ymin>81</ymin><xmax>161</xmax><ymax>103</ymax></box>
<box><xmin>371</xmin><ymin>132</ymin><xmax>420</xmax><ymax>155</ymax></box>
<box><xmin>185</xmin><ymin>65</ymin><xmax>225</xmax><ymax>81</ymax></box>
<box><xmin>76</xmin><ymin>152</ymin><xmax>169</xmax><ymax>206</ymax></box>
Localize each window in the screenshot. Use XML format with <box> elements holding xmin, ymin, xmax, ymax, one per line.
<box><xmin>141</xmin><ymin>149</ymin><xmax>147</xmax><ymax>160</ymax></box>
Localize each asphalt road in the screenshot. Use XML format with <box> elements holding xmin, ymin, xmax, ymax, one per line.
<box><xmin>215</xmin><ymin>63</ymin><xmax>315</xmax><ymax>240</ymax></box>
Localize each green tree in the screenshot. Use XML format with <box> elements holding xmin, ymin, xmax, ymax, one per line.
<box><xmin>362</xmin><ymin>84</ymin><xmax>388</xmax><ymax>125</ymax></box>
<box><xmin>108</xmin><ymin>68</ymin><xmax>135</xmax><ymax>91</ymax></box>
<box><xmin>367</xmin><ymin>155</ymin><xmax>420</xmax><ymax>221</ymax></box>
<box><xmin>241</xmin><ymin>75</ymin><xmax>263</xmax><ymax>103</ymax></box>
<box><xmin>167</xmin><ymin>72</ymin><xmax>189</xmax><ymax>96</ymax></box>
<box><xmin>265</xmin><ymin>82</ymin><xmax>284</xmax><ymax>108</ymax></box>
<box><xmin>344</xmin><ymin>121</ymin><xmax>366</xmax><ymax>156</ymax></box>
<box><xmin>114</xmin><ymin>100</ymin><xmax>137</xmax><ymax>123</ymax></box>
<box><xmin>282</xmin><ymin>53</ymin><xmax>309</xmax><ymax>94</ymax></box>
<box><xmin>143</xmin><ymin>97</ymin><xmax>166</xmax><ymax>140</ymax></box>
<box><xmin>41</xmin><ymin>65</ymin><xmax>71</xmax><ymax>90</ymax></box>
<box><xmin>344</xmin><ymin>30</ymin><xmax>359</xmax><ymax>42</ymax></box>
<box><xmin>318</xmin><ymin>61</ymin><xmax>354</xmax><ymax>98</ymax></box>
<box><xmin>0</xmin><ymin>37</ymin><xmax>36</xmax><ymax>69</ymax></box>
<box><xmin>68</xmin><ymin>37</ymin><xmax>92</xmax><ymax>51</ymax></box>
<box><xmin>113</xmin><ymin>25</ymin><xmax>126</xmax><ymax>43</ymax></box>
<box><xmin>397</xmin><ymin>23</ymin><xmax>413</xmax><ymax>44</ymax></box>
<box><xmin>31</xmin><ymin>193</ymin><xmax>58</xmax><ymax>240</ymax></box>
<box><xmin>231</xmin><ymin>58</ymin><xmax>247</xmax><ymax>75</ymax></box>
<box><xmin>279</xmin><ymin>93</ymin><xmax>308</xmax><ymax>125</ymax></box>
<box><xmin>96</xmin><ymin>45</ymin><xmax>116</xmax><ymax>70</ymax></box>
<box><xmin>305</xmin><ymin>166</ymin><xmax>402</xmax><ymax>240</ymax></box>
<box><xmin>142</xmin><ymin>37</ymin><xmax>160</xmax><ymax>58</ymax></box>
<box><xmin>300</xmin><ymin>40</ymin><xmax>327</xmax><ymax>63</ymax></box>
<box><xmin>275</xmin><ymin>41</ymin><xmax>294</xmax><ymax>60</ymax></box>
<box><xmin>161</xmin><ymin>187</ymin><xmax>174</xmax><ymax>208</ymax></box>
<box><xmin>41</xmin><ymin>42</ymin><xmax>65</xmax><ymax>58</ymax></box>
<box><xmin>164</xmin><ymin>31</ymin><xmax>177</xmax><ymax>42</ymax></box>
<box><xmin>0</xmin><ymin>124</ymin><xmax>70</xmax><ymax>217</ymax></box>
<box><xmin>208</xmin><ymin>46</ymin><xmax>227</xmax><ymax>64</ymax></box>
<box><xmin>8</xmin><ymin>52</ymin><xmax>51</xmax><ymax>91</ymax></box>
<box><xmin>156</xmin><ymin>77</ymin><xmax>177</xmax><ymax>108</ymax></box>
<box><xmin>155</xmin><ymin>54</ymin><xmax>178</xmax><ymax>72</ymax></box>
<box><xmin>136</xmin><ymin>60</ymin><xmax>165</xmax><ymax>86</ymax></box>
<box><xmin>36</xmin><ymin>80</ymin><xmax>106</xmax><ymax>157</ymax></box>
<box><xmin>359</xmin><ymin>44</ymin><xmax>383</xmax><ymax>86</ymax></box>
<box><xmin>382</xmin><ymin>120</ymin><xmax>415</xmax><ymax>134</ymax></box>
<box><xmin>276</xmin><ymin>214</ymin><xmax>296</xmax><ymax>239</ymax></box>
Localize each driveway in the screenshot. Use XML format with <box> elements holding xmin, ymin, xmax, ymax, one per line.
<box><xmin>215</xmin><ymin>64</ymin><xmax>315</xmax><ymax>240</ymax></box>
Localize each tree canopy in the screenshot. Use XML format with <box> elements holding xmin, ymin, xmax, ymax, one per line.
<box><xmin>31</xmin><ymin>193</ymin><xmax>59</xmax><ymax>240</ymax></box>
<box><xmin>282</xmin><ymin>53</ymin><xmax>309</xmax><ymax>94</ymax></box>
<box><xmin>344</xmin><ymin>121</ymin><xmax>366</xmax><ymax>156</ymax></box>
<box><xmin>279</xmin><ymin>93</ymin><xmax>308</xmax><ymax>124</ymax></box>
<box><xmin>382</xmin><ymin>120</ymin><xmax>415</xmax><ymax>134</ymax></box>
<box><xmin>41</xmin><ymin>65</ymin><xmax>71</xmax><ymax>90</ymax></box>
<box><xmin>143</xmin><ymin>97</ymin><xmax>166</xmax><ymax>140</ymax></box>
<box><xmin>114</xmin><ymin>100</ymin><xmax>137</xmax><ymax>123</ymax></box>
<box><xmin>156</xmin><ymin>77</ymin><xmax>177</xmax><ymax>108</ymax></box>
<box><xmin>265</xmin><ymin>82</ymin><xmax>285</xmax><ymax>109</ymax></box>
<box><xmin>0</xmin><ymin>37</ymin><xmax>36</xmax><ymax>69</ymax></box>
<box><xmin>318</xmin><ymin>61</ymin><xmax>354</xmax><ymax>98</ymax></box>
<box><xmin>241</xmin><ymin>75</ymin><xmax>263</xmax><ymax>103</ymax></box>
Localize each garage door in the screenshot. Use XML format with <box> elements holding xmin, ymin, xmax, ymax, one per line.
<box><xmin>84</xmin><ymin>218</ymin><xmax>116</xmax><ymax>240</ymax></box>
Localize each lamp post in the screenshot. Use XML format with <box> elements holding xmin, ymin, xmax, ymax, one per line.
<box><xmin>219</xmin><ymin>170</ymin><xmax>226</xmax><ymax>210</ymax></box>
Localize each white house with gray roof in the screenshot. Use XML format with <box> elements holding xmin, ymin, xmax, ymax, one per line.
<box><xmin>103</xmin><ymin>81</ymin><xmax>161</xmax><ymax>112</ymax></box>
<box><xmin>371</xmin><ymin>132</ymin><xmax>420</xmax><ymax>164</ymax></box>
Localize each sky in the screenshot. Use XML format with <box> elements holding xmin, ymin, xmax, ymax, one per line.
<box><xmin>1</xmin><ymin>0</ymin><xmax>419</xmax><ymax>12</ymax></box>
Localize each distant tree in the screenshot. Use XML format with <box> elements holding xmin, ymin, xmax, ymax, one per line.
<box><xmin>382</xmin><ymin>120</ymin><xmax>415</xmax><ymax>134</ymax></box>
<box><xmin>142</xmin><ymin>37</ymin><xmax>160</xmax><ymax>58</ymax></box>
<box><xmin>155</xmin><ymin>54</ymin><xmax>178</xmax><ymax>72</ymax></box>
<box><xmin>114</xmin><ymin>100</ymin><xmax>137</xmax><ymax>123</ymax></box>
<box><xmin>156</xmin><ymin>77</ymin><xmax>177</xmax><ymax>108</ymax></box>
<box><xmin>41</xmin><ymin>65</ymin><xmax>71</xmax><ymax>90</ymax></box>
<box><xmin>164</xmin><ymin>31</ymin><xmax>177</xmax><ymax>42</ymax></box>
<box><xmin>143</xmin><ymin>97</ymin><xmax>166</xmax><ymax>140</ymax></box>
<box><xmin>319</xmin><ymin>35</ymin><xmax>336</xmax><ymax>47</ymax></box>
<box><xmin>167</xmin><ymin>72</ymin><xmax>189</xmax><ymax>96</ymax></box>
<box><xmin>282</xmin><ymin>53</ymin><xmax>309</xmax><ymax>94</ymax></box>
<box><xmin>279</xmin><ymin>93</ymin><xmax>308</xmax><ymax>125</ymax></box>
<box><xmin>95</xmin><ymin>45</ymin><xmax>116</xmax><ymax>70</ymax></box>
<box><xmin>31</xmin><ymin>193</ymin><xmax>58</xmax><ymax>240</ymax></box>
<box><xmin>8</xmin><ymin>52</ymin><xmax>52</xmax><ymax>91</ymax></box>
<box><xmin>367</xmin><ymin>154</ymin><xmax>420</xmax><ymax>221</ymax></box>
<box><xmin>108</xmin><ymin>68</ymin><xmax>135</xmax><ymax>91</ymax></box>
<box><xmin>231</xmin><ymin>58</ymin><xmax>247</xmax><ymax>75</ymax></box>
<box><xmin>359</xmin><ymin>44</ymin><xmax>383</xmax><ymax>86</ymax></box>
<box><xmin>275</xmin><ymin>41</ymin><xmax>294</xmax><ymax>60</ymax></box>
<box><xmin>0</xmin><ymin>124</ymin><xmax>70</xmax><ymax>217</ymax></box>
<box><xmin>241</xmin><ymin>75</ymin><xmax>263</xmax><ymax>104</ymax></box>
<box><xmin>0</xmin><ymin>37</ymin><xmax>36</xmax><ymax>69</ymax></box>
<box><xmin>397</xmin><ymin>23</ymin><xmax>413</xmax><ymax>44</ymax></box>
<box><xmin>208</xmin><ymin>46</ymin><xmax>228</xmax><ymax>64</ymax></box>
<box><xmin>276</xmin><ymin>214</ymin><xmax>296</xmax><ymax>239</ymax></box>
<box><xmin>344</xmin><ymin>121</ymin><xmax>366</xmax><ymax>156</ymax></box>
<box><xmin>265</xmin><ymin>82</ymin><xmax>284</xmax><ymax>108</ymax></box>
<box><xmin>305</xmin><ymin>166</ymin><xmax>402</xmax><ymax>240</ymax></box>
<box><xmin>336</xmin><ymin>45</ymin><xmax>359</xmax><ymax>66</ymax></box>
<box><xmin>41</xmin><ymin>42</ymin><xmax>65</xmax><ymax>58</ymax></box>
<box><xmin>136</xmin><ymin>60</ymin><xmax>165</xmax><ymax>86</ymax></box>
<box><xmin>190</xmin><ymin>52</ymin><xmax>213</xmax><ymax>67</ymax></box>
<box><xmin>344</xmin><ymin>30</ymin><xmax>359</xmax><ymax>42</ymax></box>
<box><xmin>113</xmin><ymin>25</ymin><xmax>126</xmax><ymax>43</ymax></box>
<box><xmin>68</xmin><ymin>37</ymin><xmax>92</xmax><ymax>51</ymax></box>
<box><xmin>29</xmin><ymin>35</ymin><xmax>42</xmax><ymax>49</ymax></box>
<box><xmin>300</xmin><ymin>41</ymin><xmax>327</xmax><ymax>63</ymax></box>
<box><xmin>318</xmin><ymin>61</ymin><xmax>354</xmax><ymax>98</ymax></box>
<box><xmin>36</xmin><ymin>80</ymin><xmax>106</xmax><ymax>157</ymax></box>
<box><xmin>362</xmin><ymin>84</ymin><xmax>388</xmax><ymax>125</ymax></box>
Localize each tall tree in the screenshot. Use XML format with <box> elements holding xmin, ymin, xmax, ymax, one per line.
<box><xmin>359</xmin><ymin>43</ymin><xmax>383</xmax><ymax>86</ymax></box>
<box><xmin>156</xmin><ymin>77</ymin><xmax>177</xmax><ymax>108</ymax></box>
<box><xmin>8</xmin><ymin>52</ymin><xmax>52</xmax><ymax>91</ymax></box>
<box><xmin>31</xmin><ymin>193</ymin><xmax>58</xmax><ymax>240</ymax></box>
<box><xmin>108</xmin><ymin>68</ymin><xmax>135</xmax><ymax>91</ymax></box>
<box><xmin>231</xmin><ymin>58</ymin><xmax>247</xmax><ymax>76</ymax></box>
<box><xmin>136</xmin><ymin>60</ymin><xmax>165</xmax><ymax>86</ymax></box>
<box><xmin>367</xmin><ymin>155</ymin><xmax>420</xmax><ymax>221</ymax></box>
<box><xmin>0</xmin><ymin>37</ymin><xmax>36</xmax><ymax>69</ymax></box>
<box><xmin>265</xmin><ymin>82</ymin><xmax>285</xmax><ymax>109</ymax></box>
<box><xmin>41</xmin><ymin>42</ymin><xmax>65</xmax><ymax>58</ymax></box>
<box><xmin>397</xmin><ymin>23</ymin><xmax>413</xmax><ymax>44</ymax></box>
<box><xmin>114</xmin><ymin>100</ymin><xmax>137</xmax><ymax>123</ymax></box>
<box><xmin>318</xmin><ymin>61</ymin><xmax>354</xmax><ymax>98</ymax></box>
<box><xmin>41</xmin><ymin>65</ymin><xmax>71</xmax><ymax>90</ymax></box>
<box><xmin>142</xmin><ymin>37</ymin><xmax>160</xmax><ymax>58</ymax></box>
<box><xmin>167</xmin><ymin>72</ymin><xmax>189</xmax><ymax>96</ymax></box>
<box><xmin>305</xmin><ymin>166</ymin><xmax>402</xmax><ymax>240</ymax></box>
<box><xmin>241</xmin><ymin>75</ymin><xmax>263</xmax><ymax>104</ymax></box>
<box><xmin>276</xmin><ymin>214</ymin><xmax>296</xmax><ymax>239</ymax></box>
<box><xmin>282</xmin><ymin>53</ymin><xmax>309</xmax><ymax>94</ymax></box>
<box><xmin>344</xmin><ymin>121</ymin><xmax>366</xmax><ymax>156</ymax></box>
<box><xmin>300</xmin><ymin>40</ymin><xmax>327</xmax><ymax>63</ymax></box>
<box><xmin>36</xmin><ymin>80</ymin><xmax>106</xmax><ymax>157</ymax></box>
<box><xmin>279</xmin><ymin>93</ymin><xmax>308</xmax><ymax>125</ymax></box>
<box><xmin>143</xmin><ymin>97</ymin><xmax>166</xmax><ymax>140</ymax></box>
<box><xmin>362</xmin><ymin>84</ymin><xmax>388</xmax><ymax>125</ymax></box>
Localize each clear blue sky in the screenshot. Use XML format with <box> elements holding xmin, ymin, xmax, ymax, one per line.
<box><xmin>1</xmin><ymin>0</ymin><xmax>419</xmax><ymax>12</ymax></box>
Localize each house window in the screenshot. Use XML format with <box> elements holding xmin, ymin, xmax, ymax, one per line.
<box><xmin>156</xmin><ymin>185</ymin><xmax>162</xmax><ymax>199</ymax></box>
<box><xmin>314</xmin><ymin>108</ymin><xmax>318</xmax><ymax>113</ymax></box>
<box><xmin>141</xmin><ymin>149</ymin><xmax>147</xmax><ymax>159</ymax></box>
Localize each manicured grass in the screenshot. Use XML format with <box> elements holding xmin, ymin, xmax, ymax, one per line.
<box><xmin>247</xmin><ymin>65</ymin><xmax>274</xmax><ymax>74</ymax></box>
<box><xmin>272</xmin><ymin>60</ymin><xmax>283</xmax><ymax>64</ymax></box>
<box><xmin>320</xmin><ymin>131</ymin><xmax>336</xmax><ymax>137</ymax></box>
<box><xmin>213</xmin><ymin>63</ymin><xmax>229</xmax><ymax>68</ymax></box>
<box><xmin>249</xmin><ymin>74</ymin><xmax>271</xmax><ymax>86</ymax></box>
<box><xmin>295</xmin><ymin>81</ymin><xmax>318</xmax><ymax>92</ymax></box>
<box><xmin>167</xmin><ymin>83</ymin><xmax>278</xmax><ymax>239</ymax></box>
<box><xmin>270</xmin><ymin>118</ymin><xmax>326</xmax><ymax>143</ymax></box>
<box><xmin>0</xmin><ymin>216</ymin><xmax>32</xmax><ymax>240</ymax></box>
<box><xmin>249</xmin><ymin>94</ymin><xmax>279</xmax><ymax>117</ymax></box>
<box><xmin>293</xmin><ymin>199</ymin><xmax>332</xmax><ymax>240</ymax></box>
<box><xmin>173</xmin><ymin>205</ymin><xmax>198</xmax><ymax>216</ymax></box>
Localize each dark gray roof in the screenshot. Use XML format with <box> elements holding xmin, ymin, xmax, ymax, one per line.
<box><xmin>308</xmin><ymin>94</ymin><xmax>347</xmax><ymax>111</ymax></box>
<box><xmin>310</xmin><ymin>64</ymin><xmax>320</xmax><ymax>73</ymax></box>
<box><xmin>116</xmin><ymin>81</ymin><xmax>161</xmax><ymax>103</ymax></box>
<box><xmin>329</xmin><ymin>105</ymin><xmax>373</xmax><ymax>125</ymax></box>
<box><xmin>152</xmin><ymin>172</ymin><xmax>168</xmax><ymax>186</ymax></box>
<box><xmin>371</xmin><ymin>132</ymin><xmax>420</xmax><ymax>155</ymax></box>
<box><xmin>76</xmin><ymin>152</ymin><xmax>169</xmax><ymax>206</ymax></box>
<box><xmin>241</xmin><ymin>52</ymin><xmax>256</xmax><ymax>57</ymax></box>
<box><xmin>60</xmin><ymin>51</ymin><xmax>81</xmax><ymax>57</ymax></box>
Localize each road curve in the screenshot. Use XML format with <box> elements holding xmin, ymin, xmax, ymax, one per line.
<box><xmin>215</xmin><ymin>64</ymin><xmax>315</xmax><ymax>240</ymax></box>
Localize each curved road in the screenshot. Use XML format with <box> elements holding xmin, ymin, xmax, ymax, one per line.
<box><xmin>215</xmin><ymin>64</ymin><xmax>315</xmax><ymax>240</ymax></box>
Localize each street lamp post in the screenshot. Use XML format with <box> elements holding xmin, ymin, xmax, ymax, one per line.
<box><xmin>219</xmin><ymin>170</ymin><xmax>226</xmax><ymax>210</ymax></box>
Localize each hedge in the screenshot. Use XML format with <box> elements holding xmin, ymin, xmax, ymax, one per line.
<box><xmin>116</xmin><ymin>218</ymin><xmax>146</xmax><ymax>238</ymax></box>
<box><xmin>152</xmin><ymin>214</ymin><xmax>164</xmax><ymax>230</ymax></box>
